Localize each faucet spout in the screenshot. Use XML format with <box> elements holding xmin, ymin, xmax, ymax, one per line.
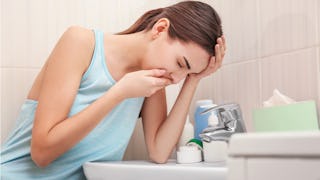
<box><xmin>199</xmin><ymin>103</ymin><xmax>246</xmax><ymax>143</ymax></box>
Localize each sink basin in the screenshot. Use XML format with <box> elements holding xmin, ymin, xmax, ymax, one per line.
<box><xmin>83</xmin><ymin>159</ymin><xmax>227</xmax><ymax>180</ymax></box>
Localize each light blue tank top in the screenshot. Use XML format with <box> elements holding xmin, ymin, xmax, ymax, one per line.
<box><xmin>1</xmin><ymin>29</ymin><xmax>145</xmax><ymax>180</ymax></box>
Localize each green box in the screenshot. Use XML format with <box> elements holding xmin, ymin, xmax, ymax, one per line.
<box><xmin>253</xmin><ymin>101</ymin><xmax>319</xmax><ymax>132</ymax></box>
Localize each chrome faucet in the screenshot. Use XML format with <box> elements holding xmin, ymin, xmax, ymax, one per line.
<box><xmin>199</xmin><ymin>103</ymin><xmax>246</xmax><ymax>142</ymax></box>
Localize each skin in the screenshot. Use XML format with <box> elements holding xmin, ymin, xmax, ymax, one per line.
<box><xmin>28</xmin><ymin>18</ymin><xmax>226</xmax><ymax>167</ymax></box>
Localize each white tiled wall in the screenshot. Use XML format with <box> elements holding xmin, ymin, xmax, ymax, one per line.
<box><xmin>208</xmin><ymin>0</ymin><xmax>259</xmax><ymax>63</ymax></box>
<box><xmin>318</xmin><ymin>46</ymin><xmax>320</xmax><ymax>110</ymax></box>
<box><xmin>0</xmin><ymin>0</ymin><xmax>2</xmax><ymax>143</ymax></box>
<box><xmin>1</xmin><ymin>68</ymin><xmax>40</xmax><ymax>140</ymax></box>
<box><xmin>317</xmin><ymin>0</ymin><xmax>320</xmax><ymax>45</ymax></box>
<box><xmin>1</xmin><ymin>0</ymin><xmax>320</xmax><ymax>161</ymax></box>
<box><xmin>260</xmin><ymin>48</ymin><xmax>319</xmax><ymax>102</ymax></box>
<box><xmin>259</xmin><ymin>0</ymin><xmax>318</xmax><ymax>57</ymax></box>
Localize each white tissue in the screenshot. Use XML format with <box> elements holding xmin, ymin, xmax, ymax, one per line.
<box><xmin>263</xmin><ymin>89</ymin><xmax>296</xmax><ymax>107</ymax></box>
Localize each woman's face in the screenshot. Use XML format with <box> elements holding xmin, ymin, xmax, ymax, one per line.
<box><xmin>144</xmin><ymin>31</ymin><xmax>210</xmax><ymax>84</ymax></box>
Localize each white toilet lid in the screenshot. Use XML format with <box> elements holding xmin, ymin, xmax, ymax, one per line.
<box><xmin>228</xmin><ymin>132</ymin><xmax>320</xmax><ymax>157</ymax></box>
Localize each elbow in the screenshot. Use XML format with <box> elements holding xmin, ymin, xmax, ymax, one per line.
<box><xmin>149</xmin><ymin>152</ymin><xmax>169</xmax><ymax>164</ymax></box>
<box><xmin>31</xmin><ymin>144</ymin><xmax>52</xmax><ymax>168</ymax></box>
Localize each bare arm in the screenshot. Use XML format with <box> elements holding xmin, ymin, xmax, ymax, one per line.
<box><xmin>141</xmin><ymin>77</ymin><xmax>199</xmax><ymax>163</ymax></box>
<box><xmin>31</xmin><ymin>26</ymin><xmax>125</xmax><ymax>167</ymax></box>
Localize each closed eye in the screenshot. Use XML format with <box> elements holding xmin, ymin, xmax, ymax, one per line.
<box><xmin>177</xmin><ymin>61</ymin><xmax>183</xmax><ymax>68</ymax></box>
<box><xmin>183</xmin><ymin>56</ymin><xmax>191</xmax><ymax>70</ymax></box>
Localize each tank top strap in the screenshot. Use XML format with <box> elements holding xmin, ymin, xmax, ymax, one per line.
<box><xmin>93</xmin><ymin>29</ymin><xmax>116</xmax><ymax>84</ymax></box>
<box><xmin>82</xmin><ymin>29</ymin><xmax>116</xmax><ymax>84</ymax></box>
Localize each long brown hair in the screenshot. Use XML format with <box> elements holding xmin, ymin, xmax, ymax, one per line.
<box><xmin>117</xmin><ymin>1</ymin><xmax>223</xmax><ymax>56</ymax></box>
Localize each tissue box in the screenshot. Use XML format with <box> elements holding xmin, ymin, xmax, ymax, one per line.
<box><xmin>253</xmin><ymin>100</ymin><xmax>319</xmax><ymax>132</ymax></box>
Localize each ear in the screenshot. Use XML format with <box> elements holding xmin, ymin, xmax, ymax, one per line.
<box><xmin>151</xmin><ymin>18</ymin><xmax>170</xmax><ymax>39</ymax></box>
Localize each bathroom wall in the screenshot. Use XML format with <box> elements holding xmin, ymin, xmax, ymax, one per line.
<box><xmin>1</xmin><ymin>0</ymin><xmax>320</xmax><ymax>161</ymax></box>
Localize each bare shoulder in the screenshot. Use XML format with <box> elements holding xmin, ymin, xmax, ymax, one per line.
<box><xmin>27</xmin><ymin>26</ymin><xmax>95</xmax><ymax>100</ymax></box>
<box><xmin>49</xmin><ymin>26</ymin><xmax>96</xmax><ymax>73</ymax></box>
<box><xmin>60</xmin><ymin>26</ymin><xmax>95</xmax><ymax>55</ymax></box>
<box><xmin>63</xmin><ymin>26</ymin><xmax>93</xmax><ymax>41</ymax></box>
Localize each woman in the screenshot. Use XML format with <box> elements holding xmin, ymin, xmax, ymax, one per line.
<box><xmin>1</xmin><ymin>1</ymin><xmax>225</xmax><ymax>179</ymax></box>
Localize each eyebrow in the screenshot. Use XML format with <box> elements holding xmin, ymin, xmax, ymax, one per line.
<box><xmin>183</xmin><ymin>56</ymin><xmax>191</xmax><ymax>70</ymax></box>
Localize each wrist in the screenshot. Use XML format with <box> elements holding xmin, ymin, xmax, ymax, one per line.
<box><xmin>185</xmin><ymin>75</ymin><xmax>201</xmax><ymax>84</ymax></box>
<box><xmin>109</xmin><ymin>84</ymin><xmax>127</xmax><ymax>101</ymax></box>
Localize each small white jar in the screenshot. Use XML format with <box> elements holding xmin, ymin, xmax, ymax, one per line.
<box><xmin>203</xmin><ymin>141</ymin><xmax>228</xmax><ymax>162</ymax></box>
<box><xmin>176</xmin><ymin>146</ymin><xmax>202</xmax><ymax>164</ymax></box>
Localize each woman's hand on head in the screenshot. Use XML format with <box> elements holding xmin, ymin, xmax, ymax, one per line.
<box><xmin>189</xmin><ymin>35</ymin><xmax>226</xmax><ymax>80</ymax></box>
<box><xmin>113</xmin><ymin>69</ymin><xmax>172</xmax><ymax>98</ymax></box>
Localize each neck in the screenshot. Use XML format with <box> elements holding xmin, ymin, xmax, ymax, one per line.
<box><xmin>104</xmin><ymin>31</ymin><xmax>149</xmax><ymax>74</ymax></box>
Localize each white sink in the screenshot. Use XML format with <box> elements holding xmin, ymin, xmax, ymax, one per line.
<box><xmin>83</xmin><ymin>159</ymin><xmax>227</xmax><ymax>180</ymax></box>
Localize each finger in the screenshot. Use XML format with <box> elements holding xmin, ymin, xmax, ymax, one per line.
<box><xmin>199</xmin><ymin>56</ymin><xmax>217</xmax><ymax>77</ymax></box>
<box><xmin>215</xmin><ymin>44</ymin><xmax>222</xmax><ymax>69</ymax></box>
<box><xmin>145</xmin><ymin>69</ymin><xmax>167</xmax><ymax>77</ymax></box>
<box><xmin>209</xmin><ymin>56</ymin><xmax>219</xmax><ymax>73</ymax></box>
<box><xmin>210</xmin><ymin>56</ymin><xmax>217</xmax><ymax>68</ymax></box>
<box><xmin>153</xmin><ymin>77</ymin><xmax>172</xmax><ymax>86</ymax></box>
<box><xmin>221</xmin><ymin>35</ymin><xmax>227</xmax><ymax>51</ymax></box>
<box><xmin>217</xmin><ymin>37</ymin><xmax>223</xmax><ymax>48</ymax></box>
<box><xmin>217</xmin><ymin>38</ymin><xmax>225</xmax><ymax>58</ymax></box>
